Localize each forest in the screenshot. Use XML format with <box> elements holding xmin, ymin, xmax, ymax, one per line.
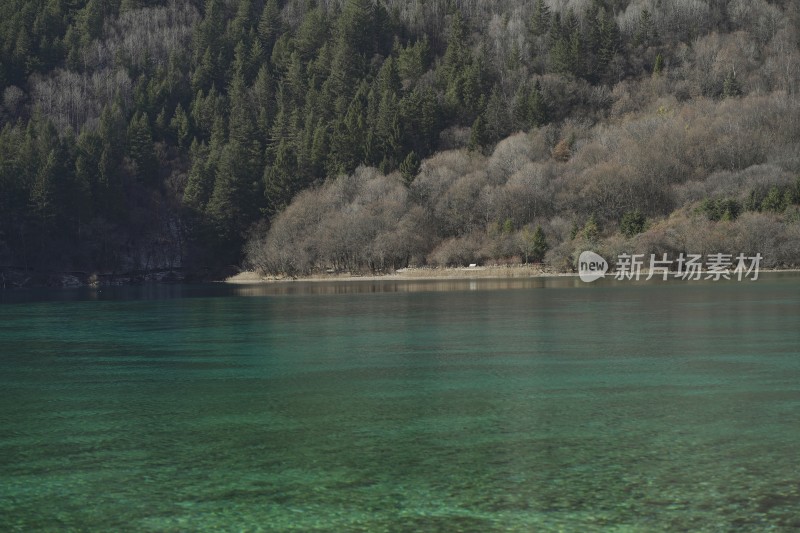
<box><xmin>0</xmin><ymin>0</ymin><xmax>799</xmax><ymax>281</ymax></box>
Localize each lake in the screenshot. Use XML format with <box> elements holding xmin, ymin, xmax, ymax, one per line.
<box><xmin>1</xmin><ymin>274</ymin><xmax>799</xmax><ymax>531</ymax></box>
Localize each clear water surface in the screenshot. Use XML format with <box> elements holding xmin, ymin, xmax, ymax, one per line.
<box><xmin>1</xmin><ymin>274</ymin><xmax>799</xmax><ymax>531</ymax></box>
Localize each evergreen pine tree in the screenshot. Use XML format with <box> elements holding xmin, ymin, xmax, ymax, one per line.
<box><xmin>184</xmin><ymin>139</ymin><xmax>214</xmax><ymax>210</ymax></box>
<box><xmin>324</xmin><ymin>0</ymin><xmax>377</xmax><ymax>109</ymax></box>
<box><xmin>550</xmin><ymin>33</ymin><xmax>580</xmax><ymax>77</ymax></box>
<box><xmin>228</xmin><ymin>0</ymin><xmax>255</xmax><ymax>47</ymax></box>
<box><xmin>582</xmin><ymin>215</ymin><xmax>600</xmax><ymax>242</ymax></box>
<box><xmin>309</xmin><ymin>119</ymin><xmax>329</xmax><ymax>178</ymax></box>
<box><xmin>529</xmin><ymin>80</ymin><xmax>549</xmax><ymax>127</ymax></box>
<box><xmin>653</xmin><ymin>54</ymin><xmax>664</xmax><ymax>76</ymax></box>
<box><xmin>193</xmin><ymin>0</ymin><xmax>225</xmax><ymax>63</ymax></box>
<box><xmin>263</xmin><ymin>140</ymin><xmax>296</xmax><ymax>215</ymax></box>
<box><xmin>531</xmin><ymin>225</ymin><xmax>548</xmax><ymax>263</ymax></box>
<box><xmin>253</xmin><ymin>65</ymin><xmax>274</xmax><ymax>138</ymax></box>
<box><xmin>192</xmin><ymin>47</ymin><xmax>216</xmax><ymax>93</ymax></box>
<box><xmin>399</xmin><ymin>151</ymin><xmax>420</xmax><ymax>185</ymax></box>
<box><xmin>29</xmin><ymin>149</ymin><xmax>56</xmax><ymax>232</ymax></box>
<box><xmin>213</xmin><ymin>70</ymin><xmax>264</xmax><ymax>232</ymax></box>
<box><xmin>295</xmin><ymin>6</ymin><xmax>329</xmax><ymax>61</ymax></box>
<box><xmin>512</xmin><ymin>84</ymin><xmax>529</xmax><ymax>130</ymax></box>
<box><xmin>373</xmin><ymin>58</ymin><xmax>403</xmax><ymax>168</ymax></box>
<box><xmin>185</xmin><ymin>117</ymin><xmax>225</xmax><ymax>210</ymax></box>
<box><xmin>258</xmin><ymin>0</ymin><xmax>281</xmax><ymax>53</ymax></box>
<box><xmin>74</xmin><ymin>129</ymin><xmax>101</xmax><ymax>208</ymax></box>
<box><xmin>468</xmin><ymin>115</ymin><xmax>487</xmax><ymax>152</ymax></box>
<box><xmin>397</xmin><ymin>37</ymin><xmax>430</xmax><ymax>83</ymax></box>
<box><xmin>530</xmin><ymin>0</ymin><xmax>551</xmax><ymax>37</ymax></box>
<box><xmin>171</xmin><ymin>104</ymin><xmax>191</xmax><ymax>149</ymax></box>
<box><xmin>328</xmin><ymin>82</ymin><xmax>369</xmax><ymax>174</ymax></box>
<box><xmin>441</xmin><ymin>12</ymin><xmax>487</xmax><ymax>124</ymax></box>
<box><xmin>209</xmin><ymin>144</ymin><xmax>259</xmax><ymax>225</ymax></box>
<box><xmin>634</xmin><ymin>8</ymin><xmax>654</xmax><ymax>47</ymax></box>
<box><xmin>441</xmin><ymin>11</ymin><xmax>470</xmax><ymax>95</ymax></box>
<box><xmin>286</xmin><ymin>51</ymin><xmax>306</xmax><ymax>104</ymax></box>
<box><xmin>399</xmin><ymin>86</ymin><xmax>439</xmax><ymax>157</ymax></box>
<box><xmin>761</xmin><ymin>186</ymin><xmax>786</xmax><ymax>212</ymax></box>
<box><xmin>483</xmin><ymin>86</ymin><xmax>510</xmax><ymax>144</ymax></box>
<box><xmin>127</xmin><ymin>112</ymin><xmax>158</xmax><ymax>186</ymax></box>
<box><xmin>77</xmin><ymin>0</ymin><xmax>104</xmax><ymax>44</ymax></box>
<box><xmin>723</xmin><ymin>69</ymin><xmax>742</xmax><ymax>98</ymax></box>
<box><xmin>620</xmin><ymin>210</ymin><xmax>646</xmax><ymax>237</ymax></box>
<box><xmin>596</xmin><ymin>9</ymin><xmax>619</xmax><ymax>79</ymax></box>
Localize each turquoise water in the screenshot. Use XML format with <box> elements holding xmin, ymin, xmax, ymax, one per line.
<box><xmin>1</xmin><ymin>275</ymin><xmax>799</xmax><ymax>531</ymax></box>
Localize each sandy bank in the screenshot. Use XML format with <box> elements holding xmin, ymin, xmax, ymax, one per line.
<box><xmin>225</xmin><ymin>266</ymin><xmax>800</xmax><ymax>284</ymax></box>
<box><xmin>224</xmin><ymin>265</ymin><xmax>572</xmax><ymax>284</ymax></box>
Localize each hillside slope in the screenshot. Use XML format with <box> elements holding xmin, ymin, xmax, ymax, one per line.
<box><xmin>0</xmin><ymin>0</ymin><xmax>798</xmax><ymax>277</ymax></box>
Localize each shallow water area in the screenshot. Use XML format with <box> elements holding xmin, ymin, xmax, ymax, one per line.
<box><xmin>1</xmin><ymin>274</ymin><xmax>799</xmax><ymax>531</ymax></box>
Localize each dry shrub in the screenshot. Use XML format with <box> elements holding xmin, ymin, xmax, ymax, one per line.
<box><xmin>728</xmin><ymin>0</ymin><xmax>784</xmax><ymax>44</ymax></box>
<box><xmin>733</xmin><ymin>212</ymin><xmax>786</xmax><ymax>267</ymax></box>
<box><xmin>246</xmin><ymin>87</ymin><xmax>800</xmax><ymax>276</ymax></box>
<box><xmin>598</xmin><ymin>234</ymin><xmax>636</xmax><ymax>267</ymax></box>
<box><xmin>577</xmin><ymin>162</ymin><xmax>634</xmax><ymax>220</ymax></box>
<box><xmin>624</xmin><ymin>209</ymin><xmax>800</xmax><ymax>267</ymax></box>
<box><xmin>427</xmin><ymin>233</ymin><xmax>487</xmax><ymax>267</ymax></box>
<box><xmin>551</xmin><ymin>138</ymin><xmax>572</xmax><ymax>162</ymax></box>
<box><xmin>503</xmin><ymin>162</ymin><xmax>553</xmax><ymax>222</ymax></box>
<box><xmin>544</xmin><ymin>216</ymin><xmax>574</xmax><ymax>243</ymax></box>
<box><xmin>432</xmin><ymin>170</ymin><xmax>490</xmax><ymax>237</ymax></box>
<box><xmin>544</xmin><ymin>240</ymin><xmax>576</xmax><ymax>271</ymax></box>
<box><xmin>528</xmin><ymin>125</ymin><xmax>560</xmax><ymax>161</ymax></box>
<box><xmin>674</xmin><ymin>165</ymin><xmax>794</xmax><ymax>206</ymax></box>
<box><xmin>777</xmin><ymin>222</ymin><xmax>800</xmax><ymax>266</ymax></box>
<box><xmin>413</xmin><ymin>150</ymin><xmax>484</xmax><ymax>203</ymax></box>
<box><xmin>487</xmin><ymin>133</ymin><xmax>536</xmax><ymax>183</ymax></box>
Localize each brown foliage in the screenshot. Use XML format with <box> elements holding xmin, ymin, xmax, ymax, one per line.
<box><xmin>247</xmin><ymin>91</ymin><xmax>800</xmax><ymax>274</ymax></box>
